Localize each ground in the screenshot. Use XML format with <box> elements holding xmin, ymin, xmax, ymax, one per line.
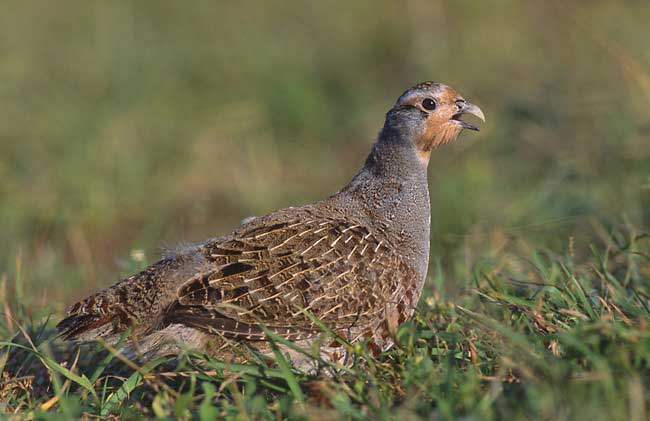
<box><xmin>2</xmin><ymin>224</ymin><xmax>649</xmax><ymax>419</ymax></box>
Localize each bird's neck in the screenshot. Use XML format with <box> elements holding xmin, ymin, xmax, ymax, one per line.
<box><xmin>363</xmin><ymin>126</ymin><xmax>429</xmax><ymax>177</ymax></box>
<box><xmin>333</xmin><ymin>128</ymin><xmax>431</xmax><ymax>278</ymax></box>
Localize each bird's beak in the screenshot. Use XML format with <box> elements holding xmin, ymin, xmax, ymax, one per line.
<box><xmin>452</xmin><ymin>102</ymin><xmax>485</xmax><ymax>131</ymax></box>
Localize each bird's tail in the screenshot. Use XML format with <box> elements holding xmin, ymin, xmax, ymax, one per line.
<box><xmin>57</xmin><ymin>252</ymin><xmax>202</xmax><ymax>343</ymax></box>
<box><xmin>56</xmin><ymin>290</ymin><xmax>127</xmax><ymax>343</ymax></box>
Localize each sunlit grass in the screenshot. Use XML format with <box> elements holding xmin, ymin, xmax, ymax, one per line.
<box><xmin>1</xmin><ymin>224</ymin><xmax>649</xmax><ymax>418</ymax></box>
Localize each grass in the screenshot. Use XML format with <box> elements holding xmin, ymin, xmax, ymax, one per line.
<box><xmin>1</xmin><ymin>222</ymin><xmax>649</xmax><ymax>419</ymax></box>
<box><xmin>1</xmin><ymin>0</ymin><xmax>650</xmax><ymax>418</ymax></box>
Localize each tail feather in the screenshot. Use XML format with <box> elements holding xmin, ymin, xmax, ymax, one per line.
<box><xmin>56</xmin><ymin>289</ymin><xmax>126</xmax><ymax>342</ymax></box>
<box><xmin>57</xmin><ymin>249</ymin><xmax>205</xmax><ymax>342</ymax></box>
<box><xmin>57</xmin><ymin>253</ymin><xmax>207</xmax><ymax>344</ymax></box>
<box><xmin>56</xmin><ymin>312</ymin><xmax>116</xmax><ymax>341</ymax></box>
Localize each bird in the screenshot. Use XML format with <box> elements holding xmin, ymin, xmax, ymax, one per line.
<box><xmin>57</xmin><ymin>81</ymin><xmax>484</xmax><ymax>370</ymax></box>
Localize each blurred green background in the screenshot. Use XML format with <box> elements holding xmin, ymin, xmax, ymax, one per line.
<box><xmin>1</xmin><ymin>1</ymin><xmax>649</xmax><ymax>310</ymax></box>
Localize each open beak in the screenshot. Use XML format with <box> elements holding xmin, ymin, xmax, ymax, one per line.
<box><xmin>452</xmin><ymin>102</ymin><xmax>485</xmax><ymax>131</ymax></box>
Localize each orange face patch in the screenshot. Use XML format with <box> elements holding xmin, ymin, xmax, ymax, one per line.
<box><xmin>399</xmin><ymin>85</ymin><xmax>465</xmax><ymax>160</ymax></box>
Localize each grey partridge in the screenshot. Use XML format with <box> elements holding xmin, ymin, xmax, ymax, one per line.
<box><xmin>57</xmin><ymin>82</ymin><xmax>484</xmax><ymax>369</ymax></box>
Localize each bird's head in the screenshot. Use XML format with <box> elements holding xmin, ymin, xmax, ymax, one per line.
<box><xmin>384</xmin><ymin>82</ymin><xmax>485</xmax><ymax>163</ymax></box>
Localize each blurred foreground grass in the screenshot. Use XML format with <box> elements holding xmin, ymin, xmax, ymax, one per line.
<box><xmin>1</xmin><ymin>0</ymin><xmax>650</xmax><ymax>418</ymax></box>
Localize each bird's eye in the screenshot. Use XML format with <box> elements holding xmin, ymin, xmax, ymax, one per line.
<box><xmin>422</xmin><ymin>98</ymin><xmax>437</xmax><ymax>111</ymax></box>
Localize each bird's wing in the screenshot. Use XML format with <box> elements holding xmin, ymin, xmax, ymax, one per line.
<box><xmin>165</xmin><ymin>212</ymin><xmax>416</xmax><ymax>341</ymax></box>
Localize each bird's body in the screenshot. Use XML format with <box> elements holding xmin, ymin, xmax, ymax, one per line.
<box><xmin>57</xmin><ymin>82</ymin><xmax>484</xmax><ymax>370</ymax></box>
